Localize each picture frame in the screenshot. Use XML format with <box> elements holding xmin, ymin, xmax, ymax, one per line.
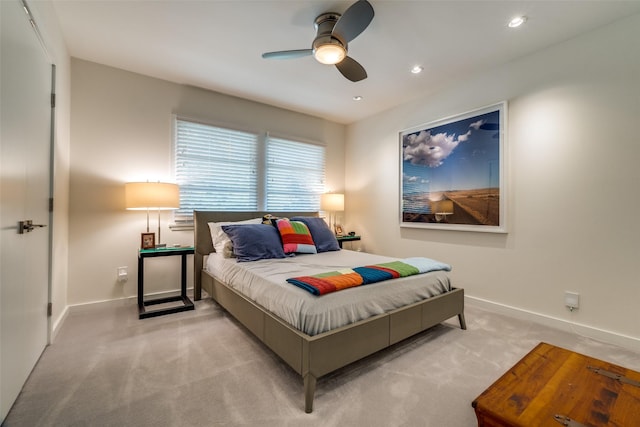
<box><xmin>141</xmin><ymin>232</ymin><xmax>156</xmax><ymax>249</ymax></box>
<box><xmin>400</xmin><ymin>102</ymin><xmax>507</xmax><ymax>233</ymax></box>
<box><xmin>334</xmin><ymin>224</ymin><xmax>344</xmax><ymax>236</ymax></box>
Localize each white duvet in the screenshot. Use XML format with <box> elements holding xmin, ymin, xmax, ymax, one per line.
<box><xmin>205</xmin><ymin>250</ymin><xmax>451</xmax><ymax>336</ymax></box>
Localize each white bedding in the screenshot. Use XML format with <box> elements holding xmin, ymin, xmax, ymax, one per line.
<box><xmin>205</xmin><ymin>250</ymin><xmax>451</xmax><ymax>336</ymax></box>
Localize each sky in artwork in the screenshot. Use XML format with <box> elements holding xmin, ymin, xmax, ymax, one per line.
<box><xmin>402</xmin><ymin>109</ymin><xmax>500</xmax><ymax>195</ymax></box>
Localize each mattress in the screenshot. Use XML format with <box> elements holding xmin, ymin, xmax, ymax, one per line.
<box><xmin>205</xmin><ymin>250</ymin><xmax>452</xmax><ymax>336</ymax></box>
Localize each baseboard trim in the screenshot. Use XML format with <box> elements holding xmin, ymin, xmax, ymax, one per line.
<box><xmin>466</xmin><ymin>295</ymin><xmax>640</xmax><ymax>353</ymax></box>
<box><xmin>68</xmin><ymin>288</ymin><xmax>195</xmax><ymax>312</ymax></box>
<box><xmin>67</xmin><ymin>295</ymin><xmax>137</xmax><ymax>312</ymax></box>
<box><xmin>51</xmin><ymin>305</ymin><xmax>70</xmax><ymax>343</ymax></box>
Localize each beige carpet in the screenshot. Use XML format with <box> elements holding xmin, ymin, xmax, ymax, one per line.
<box><xmin>4</xmin><ymin>297</ymin><xmax>639</xmax><ymax>426</ymax></box>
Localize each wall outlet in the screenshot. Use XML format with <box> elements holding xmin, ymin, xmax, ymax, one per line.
<box><xmin>565</xmin><ymin>291</ymin><xmax>579</xmax><ymax>311</ymax></box>
<box><xmin>117</xmin><ymin>266</ymin><xmax>128</xmax><ymax>283</ymax></box>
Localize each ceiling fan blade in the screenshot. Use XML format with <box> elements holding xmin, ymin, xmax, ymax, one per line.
<box><xmin>335</xmin><ymin>56</ymin><xmax>367</xmax><ymax>82</ymax></box>
<box><xmin>332</xmin><ymin>0</ymin><xmax>374</xmax><ymax>44</ymax></box>
<box><xmin>262</xmin><ymin>49</ymin><xmax>313</xmax><ymax>60</ymax></box>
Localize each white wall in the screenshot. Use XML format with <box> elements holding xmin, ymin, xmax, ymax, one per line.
<box><xmin>345</xmin><ymin>14</ymin><xmax>640</xmax><ymax>351</ymax></box>
<box><xmin>68</xmin><ymin>59</ymin><xmax>346</xmax><ymax>305</ymax></box>
<box><xmin>27</xmin><ymin>0</ymin><xmax>72</xmax><ymax>339</ymax></box>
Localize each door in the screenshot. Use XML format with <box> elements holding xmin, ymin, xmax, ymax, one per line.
<box><xmin>1</xmin><ymin>0</ymin><xmax>53</xmax><ymax>421</ymax></box>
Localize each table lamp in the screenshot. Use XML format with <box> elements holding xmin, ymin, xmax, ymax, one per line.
<box><xmin>125</xmin><ymin>182</ymin><xmax>180</xmax><ymax>248</ymax></box>
<box><xmin>320</xmin><ymin>193</ymin><xmax>344</xmax><ymax>235</ymax></box>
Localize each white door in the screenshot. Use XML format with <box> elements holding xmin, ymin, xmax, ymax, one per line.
<box><xmin>1</xmin><ymin>0</ymin><xmax>53</xmax><ymax>421</ymax></box>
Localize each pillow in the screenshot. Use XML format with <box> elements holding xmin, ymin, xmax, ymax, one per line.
<box><xmin>274</xmin><ymin>218</ymin><xmax>317</xmax><ymax>254</ymax></box>
<box><xmin>220</xmin><ymin>224</ymin><xmax>286</xmax><ymax>262</ymax></box>
<box><xmin>208</xmin><ymin>218</ymin><xmax>262</xmax><ymax>254</ymax></box>
<box><xmin>291</xmin><ymin>216</ymin><xmax>340</xmax><ymax>252</ymax></box>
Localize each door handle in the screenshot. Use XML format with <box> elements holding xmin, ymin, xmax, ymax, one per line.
<box><xmin>18</xmin><ymin>220</ymin><xmax>47</xmax><ymax>234</ymax></box>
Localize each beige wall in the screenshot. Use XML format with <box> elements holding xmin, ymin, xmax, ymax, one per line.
<box><xmin>68</xmin><ymin>59</ymin><xmax>346</xmax><ymax>305</ymax></box>
<box><xmin>345</xmin><ymin>14</ymin><xmax>640</xmax><ymax>351</ymax></box>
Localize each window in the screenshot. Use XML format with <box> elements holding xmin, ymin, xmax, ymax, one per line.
<box><xmin>174</xmin><ymin>120</ymin><xmax>258</xmax><ymax>221</ymax></box>
<box><xmin>174</xmin><ymin>118</ymin><xmax>325</xmax><ymax>222</ymax></box>
<box><xmin>266</xmin><ymin>136</ymin><xmax>325</xmax><ymax>211</ymax></box>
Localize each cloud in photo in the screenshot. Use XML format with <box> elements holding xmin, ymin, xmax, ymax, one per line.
<box><xmin>470</xmin><ymin>119</ymin><xmax>484</xmax><ymax>130</ymax></box>
<box><xmin>403</xmin><ymin>173</ymin><xmax>418</xmax><ymax>183</ymax></box>
<box><xmin>403</xmin><ymin>129</ymin><xmax>472</xmax><ymax>168</ymax></box>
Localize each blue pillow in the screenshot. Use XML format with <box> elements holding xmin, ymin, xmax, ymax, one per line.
<box><xmin>221</xmin><ymin>224</ymin><xmax>286</xmax><ymax>262</ymax></box>
<box><xmin>290</xmin><ymin>216</ymin><xmax>340</xmax><ymax>252</ymax></box>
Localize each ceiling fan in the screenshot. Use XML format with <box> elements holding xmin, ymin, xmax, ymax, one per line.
<box><xmin>261</xmin><ymin>0</ymin><xmax>375</xmax><ymax>82</ymax></box>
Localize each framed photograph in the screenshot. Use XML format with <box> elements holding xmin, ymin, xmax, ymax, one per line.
<box><xmin>400</xmin><ymin>102</ymin><xmax>507</xmax><ymax>233</ymax></box>
<box><xmin>141</xmin><ymin>232</ymin><xmax>155</xmax><ymax>249</ymax></box>
<box><xmin>334</xmin><ymin>224</ymin><xmax>344</xmax><ymax>236</ymax></box>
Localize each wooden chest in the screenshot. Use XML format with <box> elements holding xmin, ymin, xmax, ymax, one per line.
<box><xmin>472</xmin><ymin>342</ymin><xmax>640</xmax><ymax>426</ymax></box>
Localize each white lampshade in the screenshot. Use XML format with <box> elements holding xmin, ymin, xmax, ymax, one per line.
<box><xmin>321</xmin><ymin>193</ymin><xmax>344</xmax><ymax>211</ymax></box>
<box><xmin>125</xmin><ymin>182</ymin><xmax>180</xmax><ymax>210</ymax></box>
<box><xmin>125</xmin><ymin>182</ymin><xmax>180</xmax><ymax>247</ymax></box>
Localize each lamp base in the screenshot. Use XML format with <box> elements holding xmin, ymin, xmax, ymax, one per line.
<box><xmin>155</xmin><ymin>243</ymin><xmax>167</xmax><ymax>249</ymax></box>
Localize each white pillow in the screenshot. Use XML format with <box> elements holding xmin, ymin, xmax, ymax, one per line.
<box><xmin>208</xmin><ymin>218</ymin><xmax>262</xmax><ymax>254</ymax></box>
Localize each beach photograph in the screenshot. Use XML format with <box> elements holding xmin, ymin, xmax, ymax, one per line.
<box><xmin>401</xmin><ymin>104</ymin><xmax>504</xmax><ymax>230</ymax></box>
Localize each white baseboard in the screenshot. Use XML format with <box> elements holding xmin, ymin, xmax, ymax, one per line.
<box><xmin>67</xmin><ymin>295</ymin><xmax>137</xmax><ymax>312</ymax></box>
<box><xmin>51</xmin><ymin>305</ymin><xmax>70</xmax><ymax>343</ymax></box>
<box><xmin>68</xmin><ymin>287</ymin><xmax>196</xmax><ymax>312</ymax></box>
<box><xmin>466</xmin><ymin>295</ymin><xmax>640</xmax><ymax>353</ymax></box>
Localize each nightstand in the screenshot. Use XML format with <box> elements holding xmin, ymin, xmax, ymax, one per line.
<box><xmin>336</xmin><ymin>235</ymin><xmax>361</xmax><ymax>249</ymax></box>
<box><xmin>137</xmin><ymin>246</ymin><xmax>195</xmax><ymax>319</ymax></box>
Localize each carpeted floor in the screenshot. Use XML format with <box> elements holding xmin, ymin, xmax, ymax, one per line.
<box><xmin>4</xmin><ymin>297</ymin><xmax>640</xmax><ymax>426</ymax></box>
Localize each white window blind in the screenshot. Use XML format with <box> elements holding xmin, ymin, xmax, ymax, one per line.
<box><xmin>266</xmin><ymin>136</ymin><xmax>325</xmax><ymax>211</ymax></box>
<box><xmin>175</xmin><ymin>120</ymin><xmax>258</xmax><ymax>221</ymax></box>
<box><xmin>174</xmin><ymin>119</ymin><xmax>325</xmax><ymax>222</ymax></box>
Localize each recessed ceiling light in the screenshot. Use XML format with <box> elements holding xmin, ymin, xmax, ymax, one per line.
<box><xmin>508</xmin><ymin>16</ymin><xmax>527</xmax><ymax>28</ymax></box>
<box><xmin>411</xmin><ymin>65</ymin><xmax>423</xmax><ymax>74</ymax></box>
<box><xmin>353</xmin><ymin>96</ymin><xmax>363</xmax><ymax>101</ymax></box>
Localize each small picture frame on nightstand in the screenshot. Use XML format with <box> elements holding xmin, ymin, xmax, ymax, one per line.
<box><xmin>334</xmin><ymin>224</ymin><xmax>344</xmax><ymax>236</ymax></box>
<box><xmin>141</xmin><ymin>232</ymin><xmax>155</xmax><ymax>249</ymax></box>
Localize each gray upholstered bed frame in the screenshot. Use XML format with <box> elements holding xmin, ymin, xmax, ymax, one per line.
<box><xmin>193</xmin><ymin>210</ymin><xmax>466</xmax><ymax>413</ymax></box>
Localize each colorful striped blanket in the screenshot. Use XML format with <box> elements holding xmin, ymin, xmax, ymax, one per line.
<box><xmin>286</xmin><ymin>257</ymin><xmax>451</xmax><ymax>296</ymax></box>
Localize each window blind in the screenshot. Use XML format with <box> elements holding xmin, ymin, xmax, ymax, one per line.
<box><xmin>174</xmin><ymin>119</ymin><xmax>326</xmax><ymax>222</ymax></box>
<box><xmin>175</xmin><ymin>120</ymin><xmax>258</xmax><ymax>221</ymax></box>
<box><xmin>266</xmin><ymin>136</ymin><xmax>325</xmax><ymax>211</ymax></box>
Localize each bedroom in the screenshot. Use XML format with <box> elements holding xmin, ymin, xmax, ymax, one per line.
<box><xmin>2</xmin><ymin>0</ymin><xmax>639</xmax><ymax>425</ymax></box>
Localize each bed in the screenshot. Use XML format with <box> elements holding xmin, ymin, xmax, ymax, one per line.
<box><xmin>193</xmin><ymin>211</ymin><xmax>466</xmax><ymax>413</ymax></box>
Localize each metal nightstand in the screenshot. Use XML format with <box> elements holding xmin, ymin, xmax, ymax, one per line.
<box><xmin>137</xmin><ymin>246</ymin><xmax>195</xmax><ymax>319</ymax></box>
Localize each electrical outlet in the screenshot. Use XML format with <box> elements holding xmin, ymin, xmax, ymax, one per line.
<box><xmin>565</xmin><ymin>291</ymin><xmax>579</xmax><ymax>311</ymax></box>
<box><xmin>117</xmin><ymin>266</ymin><xmax>128</xmax><ymax>283</ymax></box>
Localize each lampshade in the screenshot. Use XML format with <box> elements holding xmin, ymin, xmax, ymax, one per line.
<box><xmin>321</xmin><ymin>193</ymin><xmax>344</xmax><ymax>211</ymax></box>
<box><xmin>125</xmin><ymin>182</ymin><xmax>180</xmax><ymax>210</ymax></box>
<box><xmin>314</xmin><ymin>43</ymin><xmax>346</xmax><ymax>65</ymax></box>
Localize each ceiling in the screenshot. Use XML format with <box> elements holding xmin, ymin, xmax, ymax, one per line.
<box><xmin>50</xmin><ymin>0</ymin><xmax>640</xmax><ymax>124</ymax></box>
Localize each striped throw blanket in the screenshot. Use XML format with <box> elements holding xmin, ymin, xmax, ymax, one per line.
<box><xmin>286</xmin><ymin>257</ymin><xmax>451</xmax><ymax>296</ymax></box>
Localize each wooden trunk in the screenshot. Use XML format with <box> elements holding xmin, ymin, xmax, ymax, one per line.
<box><xmin>472</xmin><ymin>342</ymin><xmax>640</xmax><ymax>426</ymax></box>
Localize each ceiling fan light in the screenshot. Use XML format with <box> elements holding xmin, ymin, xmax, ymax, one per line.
<box><xmin>314</xmin><ymin>44</ymin><xmax>346</xmax><ymax>65</ymax></box>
